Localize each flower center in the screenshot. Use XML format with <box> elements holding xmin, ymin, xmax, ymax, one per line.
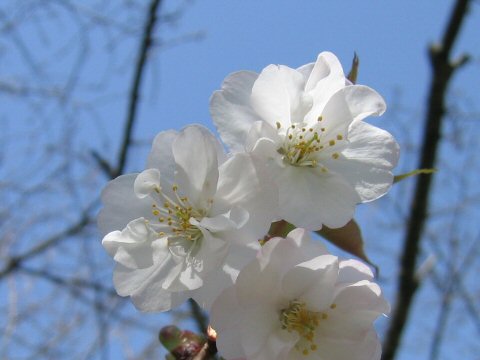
<box><xmin>280</xmin><ymin>300</ymin><xmax>332</xmax><ymax>356</ymax></box>
<box><xmin>276</xmin><ymin>117</ymin><xmax>344</xmax><ymax>170</ymax></box>
<box><xmin>149</xmin><ymin>184</ymin><xmax>211</xmax><ymax>245</ymax></box>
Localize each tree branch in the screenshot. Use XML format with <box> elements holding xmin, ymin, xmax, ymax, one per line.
<box><xmin>0</xmin><ymin>211</ymin><xmax>92</xmax><ymax>279</ymax></box>
<box><xmin>382</xmin><ymin>1</ymin><xmax>471</xmax><ymax>359</ymax></box>
<box><xmin>113</xmin><ymin>0</ymin><xmax>163</xmax><ymax>178</ymax></box>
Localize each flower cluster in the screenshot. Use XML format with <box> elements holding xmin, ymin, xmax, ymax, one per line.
<box><xmin>99</xmin><ymin>52</ymin><xmax>399</xmax><ymax>359</ymax></box>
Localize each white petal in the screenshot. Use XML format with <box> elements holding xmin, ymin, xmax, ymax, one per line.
<box><xmin>313</xmin><ymin>329</ymin><xmax>381</xmax><ymax>360</ymax></box>
<box><xmin>98</xmin><ymin>174</ymin><xmax>153</xmax><ymax>236</ymax></box>
<box><xmin>343</xmin><ymin>85</ymin><xmax>386</xmax><ymax>122</ymax></box>
<box><xmin>245</xmin><ymin>120</ymin><xmax>282</xmax><ymax>153</ymax></box>
<box><xmin>102</xmin><ymin>218</ymin><xmax>159</xmax><ymax>269</ymax></box>
<box><xmin>235</xmin><ymin>239</ymin><xmax>287</xmax><ymax>307</ymax></box>
<box><xmin>165</xmin><ymin>229</ymin><xmax>228</xmax><ymax>293</ymax></box>
<box><xmin>116</xmin><ymin>261</ymin><xmax>190</xmax><ymax>312</ymax></box>
<box><xmin>249</xmin><ymin>328</ymin><xmax>297</xmax><ymax>360</ymax></box>
<box><xmin>295</xmin><ymin>62</ymin><xmax>315</xmax><ymax>82</ymax></box>
<box><xmin>210</xmin><ymin>287</ymin><xmax>246</xmax><ymax>358</ymax></box>
<box><xmin>213</xmin><ymin>152</ymin><xmax>277</xmax><ymax>241</ymax></box>
<box><xmin>271</xmin><ymin>165</ymin><xmax>360</xmax><ymax>230</ymax></box>
<box><xmin>172</xmin><ymin>125</ymin><xmax>220</xmax><ymax>208</ymax></box>
<box><xmin>338</xmin><ymin>259</ymin><xmax>374</xmax><ymax>283</ymax></box>
<box><xmin>112</xmin><ymin>248</ymin><xmax>179</xmax><ymax>297</ymax></box>
<box><xmin>303</xmin><ymin>52</ymin><xmax>347</xmax><ymax>124</ymax></box>
<box><xmin>131</xmin><ymin>284</ymin><xmax>190</xmax><ymax>313</ymax></box>
<box><xmin>304</xmin><ymin>51</ymin><xmax>345</xmax><ymax>93</ymax></box>
<box><xmin>147</xmin><ymin>130</ymin><xmax>177</xmax><ymax>186</ymax></box>
<box><xmin>210</xmin><ymin>71</ymin><xmax>261</xmax><ymax>152</ymax></box>
<box><xmin>192</xmin><ymin>262</ymin><xmax>237</xmax><ymax>310</ymax></box>
<box><xmin>286</xmin><ymin>228</ymin><xmax>329</xmax><ymax>257</ymax></box>
<box><xmin>240</xmin><ymin>306</ymin><xmax>289</xmax><ymax>359</ymax></box>
<box><xmin>197</xmin><ymin>206</ymin><xmax>249</xmax><ymax>232</ymax></box>
<box><xmin>333</xmin><ymin>280</ymin><xmax>390</xmax><ymax>315</ymax></box>
<box><xmin>195</xmin><ymin>240</ymin><xmax>256</xmax><ymax>310</ymax></box>
<box><xmin>133</xmin><ymin>168</ymin><xmax>160</xmax><ymax>198</ymax></box>
<box><xmin>250</xmin><ymin>64</ymin><xmax>307</xmax><ymax>127</ymax></box>
<box><xmin>282</xmin><ymin>255</ymin><xmax>339</xmax><ymax>312</ymax></box>
<box><xmin>324</xmin><ymin>121</ymin><xmax>399</xmax><ymax>202</ymax></box>
<box><xmin>163</xmin><ymin>260</ymin><xmax>203</xmax><ymax>292</ymax></box>
<box><xmin>310</xmin><ymin>85</ymin><xmax>355</xmax><ymax>137</ymax></box>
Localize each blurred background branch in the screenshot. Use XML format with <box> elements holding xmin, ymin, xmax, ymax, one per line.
<box><xmin>382</xmin><ymin>0</ymin><xmax>473</xmax><ymax>359</ymax></box>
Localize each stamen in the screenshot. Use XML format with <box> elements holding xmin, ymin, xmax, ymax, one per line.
<box><xmin>280</xmin><ymin>300</ymin><xmax>322</xmax><ymax>356</ymax></box>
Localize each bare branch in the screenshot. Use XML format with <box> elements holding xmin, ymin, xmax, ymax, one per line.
<box><xmin>113</xmin><ymin>0</ymin><xmax>163</xmax><ymax>178</ymax></box>
<box><xmin>382</xmin><ymin>1</ymin><xmax>472</xmax><ymax>358</ymax></box>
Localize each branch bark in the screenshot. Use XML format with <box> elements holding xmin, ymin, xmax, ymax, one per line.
<box><xmin>382</xmin><ymin>1</ymin><xmax>471</xmax><ymax>359</ymax></box>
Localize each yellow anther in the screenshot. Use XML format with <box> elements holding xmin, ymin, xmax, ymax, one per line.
<box><xmin>152</xmin><ymin>204</ymin><xmax>156</xmax><ymax>208</ymax></box>
<box><xmin>311</xmin><ymin>344</ymin><xmax>317</xmax><ymax>351</ymax></box>
<box><xmin>288</xmin><ymin>134</ymin><xmax>293</xmax><ymax>139</ymax></box>
<box><xmin>276</xmin><ymin>121</ymin><xmax>281</xmax><ymax>129</ymax></box>
<box><xmin>322</xmin><ymin>313</ymin><xmax>328</xmax><ymax>319</ymax></box>
<box><xmin>302</xmin><ymin>349</ymin><xmax>309</xmax><ymax>355</ymax></box>
<box><xmin>299</xmin><ymin>135</ymin><xmax>303</xmax><ymax>140</ymax></box>
<box><xmin>302</xmin><ymin>128</ymin><xmax>306</xmax><ymax>132</ymax></box>
<box><xmin>172</xmin><ymin>184</ymin><xmax>178</xmax><ymax>191</ymax></box>
<box><xmin>321</xmin><ymin>127</ymin><xmax>326</xmax><ymax>132</ymax></box>
<box><xmin>317</xmin><ymin>115</ymin><xmax>323</xmax><ymax>122</ymax></box>
<box><xmin>330</xmin><ymin>303</ymin><xmax>337</xmax><ymax>309</ymax></box>
<box><xmin>158</xmin><ymin>232</ymin><xmax>166</xmax><ymax>236</ymax></box>
<box><xmin>337</xmin><ymin>134</ymin><xmax>343</xmax><ymax>140</ymax></box>
<box><xmin>321</xmin><ymin>167</ymin><xmax>328</xmax><ymax>173</ymax></box>
<box><xmin>329</xmin><ymin>140</ymin><xmax>335</xmax><ymax>146</ymax></box>
<box><xmin>332</xmin><ymin>153</ymin><xmax>339</xmax><ymax>160</ymax></box>
<box><xmin>159</xmin><ymin>217</ymin><xmax>165</xmax><ymax>222</ymax></box>
<box><xmin>291</xmin><ymin>124</ymin><xmax>296</xmax><ymax>129</ymax></box>
<box><xmin>164</xmin><ymin>202</ymin><xmax>170</xmax><ymax>208</ymax></box>
<box><xmin>152</xmin><ymin>210</ymin><xmax>160</xmax><ymax>216</ymax></box>
<box><xmin>309</xmin><ymin>128</ymin><xmax>313</xmax><ymax>132</ymax></box>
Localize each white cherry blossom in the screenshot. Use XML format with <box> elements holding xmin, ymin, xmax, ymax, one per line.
<box><xmin>210</xmin><ymin>52</ymin><xmax>399</xmax><ymax>230</ymax></box>
<box><xmin>210</xmin><ymin>228</ymin><xmax>389</xmax><ymax>360</ymax></box>
<box><xmin>98</xmin><ymin>125</ymin><xmax>276</xmax><ymax>312</ymax></box>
